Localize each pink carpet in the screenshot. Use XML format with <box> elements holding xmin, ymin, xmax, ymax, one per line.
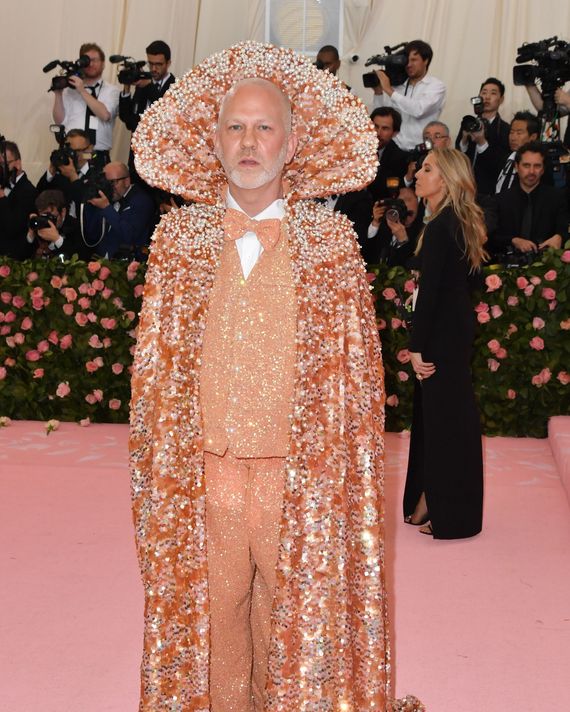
<box><xmin>1</xmin><ymin>421</ymin><xmax>569</xmax><ymax>712</ymax></box>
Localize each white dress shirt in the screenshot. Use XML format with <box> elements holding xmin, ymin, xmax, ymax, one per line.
<box><xmin>61</xmin><ymin>81</ymin><xmax>120</xmax><ymax>150</ymax></box>
<box><xmin>226</xmin><ymin>191</ymin><xmax>285</xmax><ymax>279</ymax></box>
<box><xmin>373</xmin><ymin>75</ymin><xmax>446</xmax><ymax>151</ymax></box>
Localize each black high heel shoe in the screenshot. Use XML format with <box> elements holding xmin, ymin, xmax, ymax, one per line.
<box><xmin>404</xmin><ymin>512</ymin><xmax>430</xmax><ymax>526</ymax></box>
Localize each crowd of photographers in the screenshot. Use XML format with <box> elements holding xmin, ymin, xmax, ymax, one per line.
<box><xmin>0</xmin><ymin>37</ymin><xmax>569</xmax><ymax>266</ymax></box>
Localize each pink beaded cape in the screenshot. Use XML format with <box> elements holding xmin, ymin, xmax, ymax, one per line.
<box><xmin>130</xmin><ymin>42</ymin><xmax>424</xmax><ymax>711</ymax></box>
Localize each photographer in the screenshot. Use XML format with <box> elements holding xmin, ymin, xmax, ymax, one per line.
<box><xmin>26</xmin><ymin>189</ymin><xmax>86</xmax><ymax>260</ymax></box>
<box><xmin>52</xmin><ymin>43</ymin><xmax>119</xmax><ymax>161</ymax></box>
<box><xmin>37</xmin><ymin>129</ymin><xmax>96</xmax><ymax>215</ymax></box>
<box><xmin>496</xmin><ymin>112</ymin><xmax>540</xmax><ymax>194</ymax></box>
<box><xmin>119</xmin><ymin>40</ymin><xmax>175</xmax><ymax>133</ymax></box>
<box><xmin>493</xmin><ymin>141</ymin><xmax>567</xmax><ymax>258</ymax></box>
<box><xmin>368</xmin><ymin>107</ymin><xmax>408</xmax><ymax>199</ymax></box>
<box><xmin>80</xmin><ymin>162</ymin><xmax>155</xmax><ymax>259</ymax></box>
<box><xmin>403</xmin><ymin>120</ymin><xmax>451</xmax><ymax>187</ymax></box>
<box><xmin>371</xmin><ymin>40</ymin><xmax>446</xmax><ymax>151</ymax></box>
<box><xmin>0</xmin><ymin>141</ymin><xmax>37</xmax><ymax>259</ymax></box>
<box><xmin>365</xmin><ymin>186</ymin><xmax>423</xmax><ymax>266</ymax></box>
<box><xmin>455</xmin><ymin>78</ymin><xmax>510</xmax><ymax>195</ymax></box>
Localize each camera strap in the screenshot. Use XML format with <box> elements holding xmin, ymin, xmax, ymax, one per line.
<box><xmin>84</xmin><ymin>82</ymin><xmax>102</xmax><ymax>145</ymax></box>
<box><xmin>79</xmin><ymin>202</ymin><xmax>107</xmax><ymax>248</ymax></box>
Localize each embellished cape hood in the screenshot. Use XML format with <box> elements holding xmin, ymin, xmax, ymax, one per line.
<box><xmin>130</xmin><ymin>41</ymin><xmax>423</xmax><ymax>712</ymax></box>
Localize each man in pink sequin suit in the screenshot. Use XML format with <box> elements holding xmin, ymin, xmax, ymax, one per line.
<box><xmin>129</xmin><ymin>41</ymin><xmax>423</xmax><ymax>712</ymax></box>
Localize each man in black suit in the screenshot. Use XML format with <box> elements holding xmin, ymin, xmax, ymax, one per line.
<box><xmin>0</xmin><ymin>140</ymin><xmax>37</xmax><ymax>259</ymax></box>
<box><xmin>81</xmin><ymin>162</ymin><xmax>155</xmax><ymax>259</ymax></box>
<box><xmin>493</xmin><ymin>141</ymin><xmax>567</xmax><ymax>256</ymax></box>
<box><xmin>368</xmin><ymin>107</ymin><xmax>408</xmax><ymax>200</ymax></box>
<box><xmin>455</xmin><ymin>77</ymin><xmax>510</xmax><ymax>195</ymax></box>
<box><xmin>495</xmin><ymin>111</ymin><xmax>540</xmax><ymax>194</ymax></box>
<box><xmin>26</xmin><ymin>189</ymin><xmax>88</xmax><ymax>260</ymax></box>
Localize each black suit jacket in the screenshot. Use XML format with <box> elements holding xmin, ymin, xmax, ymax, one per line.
<box><xmin>119</xmin><ymin>74</ymin><xmax>176</xmax><ymax>132</ymax></box>
<box><xmin>0</xmin><ymin>174</ymin><xmax>37</xmax><ymax>259</ymax></box>
<box><xmin>333</xmin><ymin>190</ymin><xmax>373</xmax><ymax>246</ymax></box>
<box><xmin>455</xmin><ymin>114</ymin><xmax>510</xmax><ymax>196</ymax></box>
<box><xmin>494</xmin><ymin>180</ymin><xmax>568</xmax><ymax>251</ymax></box>
<box><xmin>368</xmin><ymin>140</ymin><xmax>409</xmax><ymax>200</ymax></box>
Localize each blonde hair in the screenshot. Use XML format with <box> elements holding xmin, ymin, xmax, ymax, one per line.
<box><xmin>416</xmin><ymin>148</ymin><xmax>488</xmax><ymax>270</ymax></box>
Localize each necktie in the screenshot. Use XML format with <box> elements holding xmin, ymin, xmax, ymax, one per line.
<box><xmin>496</xmin><ymin>158</ymin><xmax>514</xmax><ymax>194</ymax></box>
<box><xmin>84</xmin><ymin>83</ymin><xmax>100</xmax><ymax>146</ymax></box>
<box><xmin>223</xmin><ymin>207</ymin><xmax>281</xmax><ymax>251</ymax></box>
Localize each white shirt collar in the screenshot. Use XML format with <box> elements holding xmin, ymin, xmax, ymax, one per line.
<box><xmin>226</xmin><ymin>190</ymin><xmax>285</xmax><ymax>220</ymax></box>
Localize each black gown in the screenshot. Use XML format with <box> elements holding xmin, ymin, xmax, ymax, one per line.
<box><xmin>403</xmin><ymin>206</ymin><xmax>483</xmax><ymax>539</ymax></box>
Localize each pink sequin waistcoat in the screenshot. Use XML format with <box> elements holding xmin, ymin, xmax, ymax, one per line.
<box><xmin>130</xmin><ymin>197</ymin><xmax>393</xmax><ymax>710</ymax></box>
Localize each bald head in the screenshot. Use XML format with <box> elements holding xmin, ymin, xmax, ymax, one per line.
<box><xmin>103</xmin><ymin>162</ymin><xmax>131</xmax><ymax>200</ymax></box>
<box><xmin>218</xmin><ymin>78</ymin><xmax>292</xmax><ymax>134</ymax></box>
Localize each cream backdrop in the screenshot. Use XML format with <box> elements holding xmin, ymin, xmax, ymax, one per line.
<box><xmin>1</xmin><ymin>0</ymin><xmax>569</xmax><ymax>184</ymax></box>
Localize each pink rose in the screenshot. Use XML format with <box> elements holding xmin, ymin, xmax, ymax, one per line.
<box><xmin>485</xmin><ymin>274</ymin><xmax>502</xmax><ymax>292</ymax></box>
<box><xmin>85</xmin><ymin>360</ymin><xmax>99</xmax><ymax>373</ymax></box>
<box><xmin>532</xmin><ymin>373</ymin><xmax>545</xmax><ymax>387</ymax></box>
<box><xmin>561</xmin><ymin>250</ymin><xmax>570</xmax><ymax>264</ymax></box>
<box><xmin>1</xmin><ymin>292</ymin><xmax>12</xmax><ymax>304</ymax></box>
<box><xmin>530</xmin><ymin>276</ymin><xmax>541</xmax><ymax>286</ymax></box>
<box><xmin>557</xmin><ymin>371</ymin><xmax>570</xmax><ymax>385</ymax></box>
<box><xmin>87</xmin><ymin>312</ymin><xmax>97</xmax><ymax>323</ymax></box>
<box><xmin>487</xmin><ymin>339</ymin><xmax>501</xmax><ymax>353</ymax></box>
<box><xmin>542</xmin><ymin>287</ymin><xmax>556</xmax><ymax>301</ymax></box>
<box><xmin>33</xmin><ymin>368</ymin><xmax>44</xmax><ymax>379</ymax></box>
<box><xmin>386</xmin><ymin>395</ymin><xmax>399</xmax><ymax>407</ymax></box>
<box><xmin>21</xmin><ymin>317</ymin><xmax>33</xmax><ymax>331</ymax></box>
<box><xmin>13</xmin><ymin>332</ymin><xmax>25</xmax><ymax>345</ymax></box>
<box><xmin>377</xmin><ymin>318</ymin><xmax>386</xmax><ymax>330</ymax></box>
<box><xmin>56</xmin><ymin>382</ymin><xmax>70</xmax><ymax>398</ymax></box>
<box><xmin>548</xmin><ymin>300</ymin><xmax>557</xmax><ymax>311</ymax></box>
<box><xmin>60</xmin><ymin>334</ymin><xmax>73</xmax><ymax>350</ymax></box>
<box><xmin>134</xmin><ymin>284</ymin><xmax>144</xmax><ymax>298</ymax></box>
<box><xmin>496</xmin><ymin>348</ymin><xmax>507</xmax><ymax>359</ymax></box>
<box><xmin>78</xmin><ymin>283</ymin><xmax>90</xmax><ymax>294</ymax></box>
<box><xmin>102</xmin><ymin>288</ymin><xmax>113</xmax><ymax>299</ymax></box>
<box><xmin>92</xmin><ymin>279</ymin><xmax>105</xmax><ymax>291</ymax></box>
<box><xmin>487</xmin><ymin>359</ymin><xmax>500</xmax><ymax>372</ymax></box>
<box><xmin>532</xmin><ymin>317</ymin><xmax>545</xmax><ymax>330</ymax></box>
<box><xmin>100</xmin><ymin>317</ymin><xmax>117</xmax><ymax>330</ymax></box>
<box><xmin>532</xmin><ymin>368</ymin><xmax>552</xmax><ymax>387</ymax></box>
<box><xmin>50</xmin><ymin>275</ymin><xmax>63</xmax><ymax>288</ymax></box>
<box><xmin>93</xmin><ymin>389</ymin><xmax>103</xmax><ymax>402</ymax></box>
<box><xmin>126</xmin><ymin>261</ymin><xmax>140</xmax><ymax>280</ymax></box>
<box><xmin>125</xmin><ymin>311</ymin><xmax>135</xmax><ymax>322</ymax></box>
<box><xmin>507</xmin><ymin>389</ymin><xmax>516</xmax><ymax>400</ymax></box>
<box><xmin>103</xmin><ymin>337</ymin><xmax>111</xmax><ymax>348</ymax></box>
<box><xmin>94</xmin><ymin>356</ymin><xmax>104</xmax><ymax>367</ymax></box>
<box><xmin>4</xmin><ymin>357</ymin><xmax>15</xmax><ymax>366</ymax></box>
<box><xmin>561</xmin><ymin>319</ymin><xmax>570</xmax><ymax>330</ymax></box>
<box><xmin>62</xmin><ymin>287</ymin><xmax>77</xmax><ymax>302</ymax></box>
<box><xmin>396</xmin><ymin>349</ymin><xmax>411</xmax><ymax>364</ymax></box>
<box><xmin>12</xmin><ymin>295</ymin><xmax>25</xmax><ymax>309</ymax></box>
<box><xmin>524</xmin><ymin>285</ymin><xmax>534</xmax><ymax>297</ymax></box>
<box><xmin>87</xmin><ymin>261</ymin><xmax>101</xmax><ymax>273</ymax></box>
<box><xmin>0</xmin><ymin>265</ymin><xmax>11</xmax><ymax>277</ymax></box>
<box><xmin>129</xmin><ymin>345</ymin><xmax>136</xmax><ymax>355</ymax></box>
<box><xmin>391</xmin><ymin>318</ymin><xmax>402</xmax><ymax>330</ymax></box>
<box><xmin>78</xmin><ymin>297</ymin><xmax>91</xmax><ymax>310</ymax></box>
<box><xmin>87</xmin><ymin>287</ymin><xmax>96</xmax><ymax>297</ymax></box>
<box><xmin>109</xmin><ymin>398</ymin><xmax>121</xmax><ymax>410</ymax></box>
<box><xmin>5</xmin><ymin>337</ymin><xmax>15</xmax><ymax>348</ymax></box>
<box><xmin>516</xmin><ymin>276</ymin><xmax>528</xmax><ymax>289</ymax></box>
<box><xmin>382</xmin><ymin>287</ymin><xmax>396</xmax><ymax>301</ymax></box>
<box><xmin>477</xmin><ymin>312</ymin><xmax>491</xmax><ymax>324</ymax></box>
<box><xmin>99</xmin><ymin>266</ymin><xmax>111</xmax><ymax>280</ymax></box>
<box><xmin>75</xmin><ymin>312</ymin><xmax>88</xmax><ymax>327</ymax></box>
<box><xmin>111</xmin><ymin>363</ymin><xmax>124</xmax><ymax>375</ymax></box>
<box><xmin>88</xmin><ymin>334</ymin><xmax>103</xmax><ymax>349</ymax></box>
<box><xmin>490</xmin><ymin>305</ymin><xmax>503</xmax><ymax>319</ymax></box>
<box><xmin>474</xmin><ymin>302</ymin><xmax>489</xmax><ymax>313</ymax></box>
<box><xmin>30</xmin><ymin>286</ymin><xmax>43</xmax><ymax>299</ymax></box>
<box><xmin>113</xmin><ymin>297</ymin><xmax>124</xmax><ymax>309</ymax></box>
<box><xmin>48</xmin><ymin>330</ymin><xmax>59</xmax><ymax>345</ymax></box>
<box><xmin>4</xmin><ymin>311</ymin><xmax>16</xmax><ymax>323</ymax></box>
<box><xmin>85</xmin><ymin>394</ymin><xmax>97</xmax><ymax>405</ymax></box>
<box><xmin>0</xmin><ymin>326</ymin><xmax>10</xmax><ymax>335</ymax></box>
<box><xmin>25</xmin><ymin>350</ymin><xmax>41</xmax><ymax>361</ymax></box>
<box><xmin>397</xmin><ymin>370</ymin><xmax>409</xmax><ymax>382</ymax></box>
<box><xmin>404</xmin><ymin>279</ymin><xmax>415</xmax><ymax>294</ymax></box>
<box><xmin>544</xmin><ymin>269</ymin><xmax>557</xmax><ymax>281</ymax></box>
<box><xmin>26</xmin><ymin>272</ymin><xmax>38</xmax><ymax>283</ymax></box>
<box><xmin>0</xmin><ymin>366</ymin><xmax>6</xmax><ymax>380</ymax></box>
<box><xmin>79</xmin><ymin>418</ymin><xmax>91</xmax><ymax>427</ymax></box>
<box><xmin>529</xmin><ymin>336</ymin><xmax>544</xmax><ymax>350</ymax></box>
<box><xmin>37</xmin><ymin>340</ymin><xmax>50</xmax><ymax>354</ymax></box>
<box><xmin>32</xmin><ymin>297</ymin><xmax>44</xmax><ymax>311</ymax></box>
<box><xmin>507</xmin><ymin>296</ymin><xmax>519</xmax><ymax>307</ymax></box>
<box><xmin>62</xmin><ymin>304</ymin><xmax>74</xmax><ymax>316</ymax></box>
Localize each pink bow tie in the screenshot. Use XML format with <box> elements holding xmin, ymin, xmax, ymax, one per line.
<box><xmin>223</xmin><ymin>208</ymin><xmax>282</xmax><ymax>251</ymax></box>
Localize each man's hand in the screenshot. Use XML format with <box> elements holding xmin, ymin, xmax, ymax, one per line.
<box><xmin>512</xmin><ymin>237</ymin><xmax>537</xmax><ymax>253</ymax></box>
<box><xmin>539</xmin><ymin>235</ymin><xmax>562</xmax><ymax>250</ymax></box>
<box><xmin>159</xmin><ymin>197</ymin><xmax>180</xmax><ymax>214</ymax></box>
<box><xmin>68</xmin><ymin>75</ymin><xmax>85</xmax><ymax>92</ymax></box>
<box><xmin>375</xmin><ymin>70</ymin><xmax>393</xmax><ymax>96</ymax></box>
<box><xmin>405</xmin><ymin>160</ymin><xmax>417</xmax><ymax>184</ymax></box>
<box><xmin>37</xmin><ymin>220</ymin><xmax>61</xmax><ymax>243</ymax></box>
<box><xmin>469</xmin><ymin>126</ymin><xmax>487</xmax><ymax>146</ymax></box>
<box><xmin>59</xmin><ymin>161</ymin><xmax>79</xmax><ymax>182</ymax></box>
<box><xmin>134</xmin><ymin>78</ymin><xmax>151</xmax><ymax>89</ymax></box>
<box><xmin>554</xmin><ymin>88</ymin><xmax>570</xmax><ymax>110</ymax></box>
<box><xmin>371</xmin><ymin>202</ymin><xmax>386</xmax><ymax>227</ymax></box>
<box><xmin>386</xmin><ymin>216</ymin><xmax>408</xmax><ymax>242</ymax></box>
<box><xmin>410</xmin><ymin>352</ymin><xmax>436</xmax><ymax>380</ymax></box>
<box><xmin>89</xmin><ymin>190</ymin><xmax>110</xmax><ymax>210</ymax></box>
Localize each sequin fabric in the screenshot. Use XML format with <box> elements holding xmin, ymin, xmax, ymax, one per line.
<box><xmin>130</xmin><ymin>40</ymin><xmax>424</xmax><ymax>712</ymax></box>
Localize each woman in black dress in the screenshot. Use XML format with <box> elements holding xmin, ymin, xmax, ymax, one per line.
<box><xmin>403</xmin><ymin>148</ymin><xmax>487</xmax><ymax>539</ymax></box>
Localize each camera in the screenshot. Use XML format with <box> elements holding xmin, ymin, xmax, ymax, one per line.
<box><xmin>43</xmin><ymin>55</ymin><xmax>91</xmax><ymax>92</ymax></box>
<box><xmin>83</xmin><ymin>172</ymin><xmax>114</xmax><ymax>203</ymax></box>
<box><xmin>29</xmin><ymin>213</ymin><xmax>57</xmax><ymax>231</ymax></box>
<box><xmin>512</xmin><ymin>36</ymin><xmax>570</xmax><ymax>120</ymax></box>
<box><xmin>408</xmin><ymin>139</ymin><xmax>433</xmax><ymax>167</ymax></box>
<box><xmin>48</xmin><ymin>124</ymin><xmax>78</xmax><ymax>171</ymax></box>
<box><xmin>378</xmin><ymin>198</ymin><xmax>409</xmax><ymax>223</ymax></box>
<box><xmin>460</xmin><ymin>96</ymin><xmax>486</xmax><ymax>133</ymax></box>
<box><xmin>495</xmin><ymin>247</ymin><xmax>545</xmax><ymax>268</ymax></box>
<box><xmin>109</xmin><ymin>55</ymin><xmax>152</xmax><ymax>85</ymax></box>
<box><xmin>363</xmin><ymin>43</ymin><xmax>408</xmax><ymax>88</ymax></box>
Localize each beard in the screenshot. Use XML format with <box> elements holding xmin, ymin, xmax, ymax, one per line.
<box><xmin>217</xmin><ymin>141</ymin><xmax>289</xmax><ymax>190</ymax></box>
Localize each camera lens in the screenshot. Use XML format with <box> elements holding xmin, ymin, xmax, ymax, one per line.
<box><xmin>386</xmin><ymin>208</ymin><xmax>400</xmax><ymax>223</ymax></box>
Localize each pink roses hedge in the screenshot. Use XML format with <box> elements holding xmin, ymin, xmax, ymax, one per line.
<box><xmin>372</xmin><ymin>244</ymin><xmax>570</xmax><ymax>437</ymax></box>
